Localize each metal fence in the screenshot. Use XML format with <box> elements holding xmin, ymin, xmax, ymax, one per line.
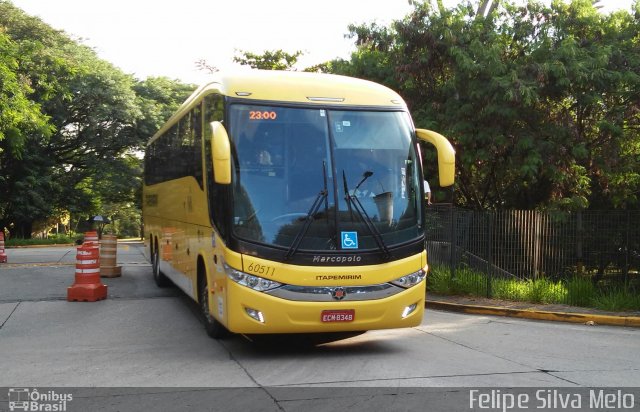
<box><xmin>424</xmin><ymin>205</ymin><xmax>640</xmax><ymax>295</ymax></box>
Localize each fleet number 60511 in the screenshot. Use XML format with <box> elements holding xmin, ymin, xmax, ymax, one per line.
<box><xmin>246</xmin><ymin>262</ymin><xmax>275</xmax><ymax>277</ymax></box>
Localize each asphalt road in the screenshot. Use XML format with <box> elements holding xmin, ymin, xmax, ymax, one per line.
<box><xmin>0</xmin><ymin>243</ymin><xmax>639</xmax><ymax>411</ymax></box>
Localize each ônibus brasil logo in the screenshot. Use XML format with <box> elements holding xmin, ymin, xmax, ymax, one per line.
<box><xmin>8</xmin><ymin>388</ymin><xmax>73</xmax><ymax>411</ymax></box>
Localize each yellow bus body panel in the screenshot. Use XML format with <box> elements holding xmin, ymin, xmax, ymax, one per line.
<box><xmin>219</xmin><ymin>71</ymin><xmax>406</xmax><ymax>107</ymax></box>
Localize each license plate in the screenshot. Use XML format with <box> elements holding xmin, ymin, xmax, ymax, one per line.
<box><xmin>321</xmin><ymin>309</ymin><xmax>355</xmax><ymax>323</ymax></box>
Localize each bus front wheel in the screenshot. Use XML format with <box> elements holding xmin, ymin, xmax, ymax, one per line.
<box><xmin>199</xmin><ymin>272</ymin><xmax>229</xmax><ymax>339</ymax></box>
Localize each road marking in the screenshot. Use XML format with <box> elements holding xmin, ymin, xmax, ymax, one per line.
<box><xmin>0</xmin><ymin>263</ymin><xmax>74</xmax><ymax>269</ymax></box>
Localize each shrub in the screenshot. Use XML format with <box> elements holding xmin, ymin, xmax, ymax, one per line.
<box><xmin>564</xmin><ymin>276</ymin><xmax>596</xmax><ymax>307</ymax></box>
<box><xmin>5</xmin><ymin>234</ymin><xmax>81</xmax><ymax>247</ymax></box>
<box><xmin>592</xmin><ymin>288</ymin><xmax>640</xmax><ymax>312</ymax></box>
<box><xmin>427</xmin><ymin>264</ymin><xmax>640</xmax><ymax>311</ymax></box>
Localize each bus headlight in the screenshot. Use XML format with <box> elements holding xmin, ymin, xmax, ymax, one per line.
<box><xmin>390</xmin><ymin>269</ymin><xmax>426</xmax><ymax>288</ymax></box>
<box><xmin>226</xmin><ymin>265</ymin><xmax>282</xmax><ymax>292</ymax></box>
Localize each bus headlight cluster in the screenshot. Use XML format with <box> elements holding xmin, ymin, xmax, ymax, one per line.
<box><xmin>226</xmin><ymin>265</ymin><xmax>282</xmax><ymax>292</ymax></box>
<box><xmin>390</xmin><ymin>269</ymin><xmax>426</xmax><ymax>288</ymax></box>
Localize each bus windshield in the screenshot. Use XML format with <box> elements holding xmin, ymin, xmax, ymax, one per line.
<box><xmin>229</xmin><ymin>104</ymin><xmax>423</xmax><ymax>252</ymax></box>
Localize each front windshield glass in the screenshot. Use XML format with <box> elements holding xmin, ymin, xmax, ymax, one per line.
<box><xmin>228</xmin><ymin>104</ymin><xmax>422</xmax><ymax>252</ymax></box>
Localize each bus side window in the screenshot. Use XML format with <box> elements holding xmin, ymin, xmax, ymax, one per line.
<box><xmin>163</xmin><ymin>124</ymin><xmax>178</xmax><ymax>182</ymax></box>
<box><xmin>178</xmin><ymin>112</ymin><xmax>193</xmax><ymax>180</ymax></box>
<box><xmin>192</xmin><ymin>105</ymin><xmax>203</xmax><ymax>188</ymax></box>
<box><xmin>204</xmin><ymin>94</ymin><xmax>224</xmax><ymax>124</ymax></box>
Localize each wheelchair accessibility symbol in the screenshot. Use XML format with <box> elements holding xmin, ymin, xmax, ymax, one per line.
<box><xmin>341</xmin><ymin>232</ymin><xmax>358</xmax><ymax>249</ymax></box>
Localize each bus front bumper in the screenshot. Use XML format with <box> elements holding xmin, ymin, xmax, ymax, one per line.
<box><xmin>224</xmin><ymin>280</ymin><xmax>425</xmax><ymax>334</ymax></box>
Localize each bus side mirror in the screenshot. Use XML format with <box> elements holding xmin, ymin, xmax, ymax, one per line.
<box><xmin>415</xmin><ymin>128</ymin><xmax>455</xmax><ymax>187</ymax></box>
<box><xmin>211</xmin><ymin>121</ymin><xmax>231</xmax><ymax>185</ymax></box>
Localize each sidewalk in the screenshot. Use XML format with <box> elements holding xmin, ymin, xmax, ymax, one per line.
<box><xmin>427</xmin><ymin>293</ymin><xmax>640</xmax><ymax>327</ymax></box>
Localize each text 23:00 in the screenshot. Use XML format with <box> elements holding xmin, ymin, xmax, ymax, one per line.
<box><xmin>249</xmin><ymin>111</ymin><xmax>277</xmax><ymax>120</ymax></box>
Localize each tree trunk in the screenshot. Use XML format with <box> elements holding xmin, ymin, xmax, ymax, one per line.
<box><xmin>15</xmin><ymin>221</ymin><xmax>33</xmax><ymax>239</ymax></box>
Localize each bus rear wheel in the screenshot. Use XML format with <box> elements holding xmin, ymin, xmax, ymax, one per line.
<box><xmin>199</xmin><ymin>273</ymin><xmax>229</xmax><ymax>339</ymax></box>
<box><xmin>152</xmin><ymin>240</ymin><xmax>171</xmax><ymax>288</ymax></box>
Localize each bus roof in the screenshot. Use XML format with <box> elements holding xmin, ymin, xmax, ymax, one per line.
<box><xmin>216</xmin><ymin>70</ymin><xmax>406</xmax><ymax>107</ymax></box>
<box><xmin>150</xmin><ymin>70</ymin><xmax>407</xmax><ymax>144</ymax></box>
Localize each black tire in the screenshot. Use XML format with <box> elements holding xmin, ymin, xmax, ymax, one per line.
<box><xmin>152</xmin><ymin>240</ymin><xmax>171</xmax><ymax>288</ymax></box>
<box><xmin>199</xmin><ymin>272</ymin><xmax>229</xmax><ymax>339</ymax></box>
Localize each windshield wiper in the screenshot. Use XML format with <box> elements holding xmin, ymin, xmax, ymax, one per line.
<box><xmin>342</xmin><ymin>170</ymin><xmax>354</xmax><ymax>219</ymax></box>
<box><xmin>284</xmin><ymin>161</ymin><xmax>330</xmax><ymax>261</ymax></box>
<box><xmin>342</xmin><ymin>171</ymin><xmax>391</xmax><ymax>260</ymax></box>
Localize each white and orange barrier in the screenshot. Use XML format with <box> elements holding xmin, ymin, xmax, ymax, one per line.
<box><xmin>100</xmin><ymin>234</ymin><xmax>122</xmax><ymax>278</ymax></box>
<box><xmin>67</xmin><ymin>243</ymin><xmax>107</xmax><ymax>302</ymax></box>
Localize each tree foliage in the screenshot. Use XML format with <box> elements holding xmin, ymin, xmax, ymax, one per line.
<box><xmin>0</xmin><ymin>2</ymin><xmax>194</xmax><ymax>237</ymax></box>
<box><xmin>233</xmin><ymin>49</ymin><xmax>304</xmax><ymax>70</ymax></box>
<box><xmin>0</xmin><ymin>28</ymin><xmax>51</xmax><ymax>155</ymax></box>
<box><xmin>133</xmin><ymin>76</ymin><xmax>196</xmax><ymax>143</ymax></box>
<box><xmin>329</xmin><ymin>0</ymin><xmax>640</xmax><ymax>210</ymax></box>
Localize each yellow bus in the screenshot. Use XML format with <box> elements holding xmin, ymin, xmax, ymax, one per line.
<box><xmin>143</xmin><ymin>70</ymin><xmax>455</xmax><ymax>338</ymax></box>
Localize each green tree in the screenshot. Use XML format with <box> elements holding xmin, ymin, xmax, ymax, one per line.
<box><xmin>0</xmin><ymin>3</ymin><xmax>198</xmax><ymax>238</ymax></box>
<box><xmin>0</xmin><ymin>3</ymin><xmax>137</xmax><ymax>236</ymax></box>
<box><xmin>233</xmin><ymin>49</ymin><xmax>304</xmax><ymax>70</ymax></box>
<box><xmin>329</xmin><ymin>0</ymin><xmax>640</xmax><ymax>210</ymax></box>
<box><xmin>133</xmin><ymin>76</ymin><xmax>196</xmax><ymax>144</ymax></box>
<box><xmin>0</xmin><ymin>29</ymin><xmax>51</xmax><ymax>154</ymax></box>
<box><xmin>534</xmin><ymin>0</ymin><xmax>640</xmax><ymax>208</ymax></box>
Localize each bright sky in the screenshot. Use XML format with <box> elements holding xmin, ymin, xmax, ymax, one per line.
<box><xmin>9</xmin><ymin>0</ymin><xmax>636</xmax><ymax>85</ymax></box>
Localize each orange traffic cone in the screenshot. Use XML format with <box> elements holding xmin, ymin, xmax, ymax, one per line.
<box><xmin>0</xmin><ymin>232</ymin><xmax>7</xmax><ymax>263</ymax></box>
<box><xmin>67</xmin><ymin>243</ymin><xmax>107</xmax><ymax>302</ymax></box>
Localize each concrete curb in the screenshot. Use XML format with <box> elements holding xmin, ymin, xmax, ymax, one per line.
<box><xmin>427</xmin><ymin>300</ymin><xmax>640</xmax><ymax>328</ymax></box>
